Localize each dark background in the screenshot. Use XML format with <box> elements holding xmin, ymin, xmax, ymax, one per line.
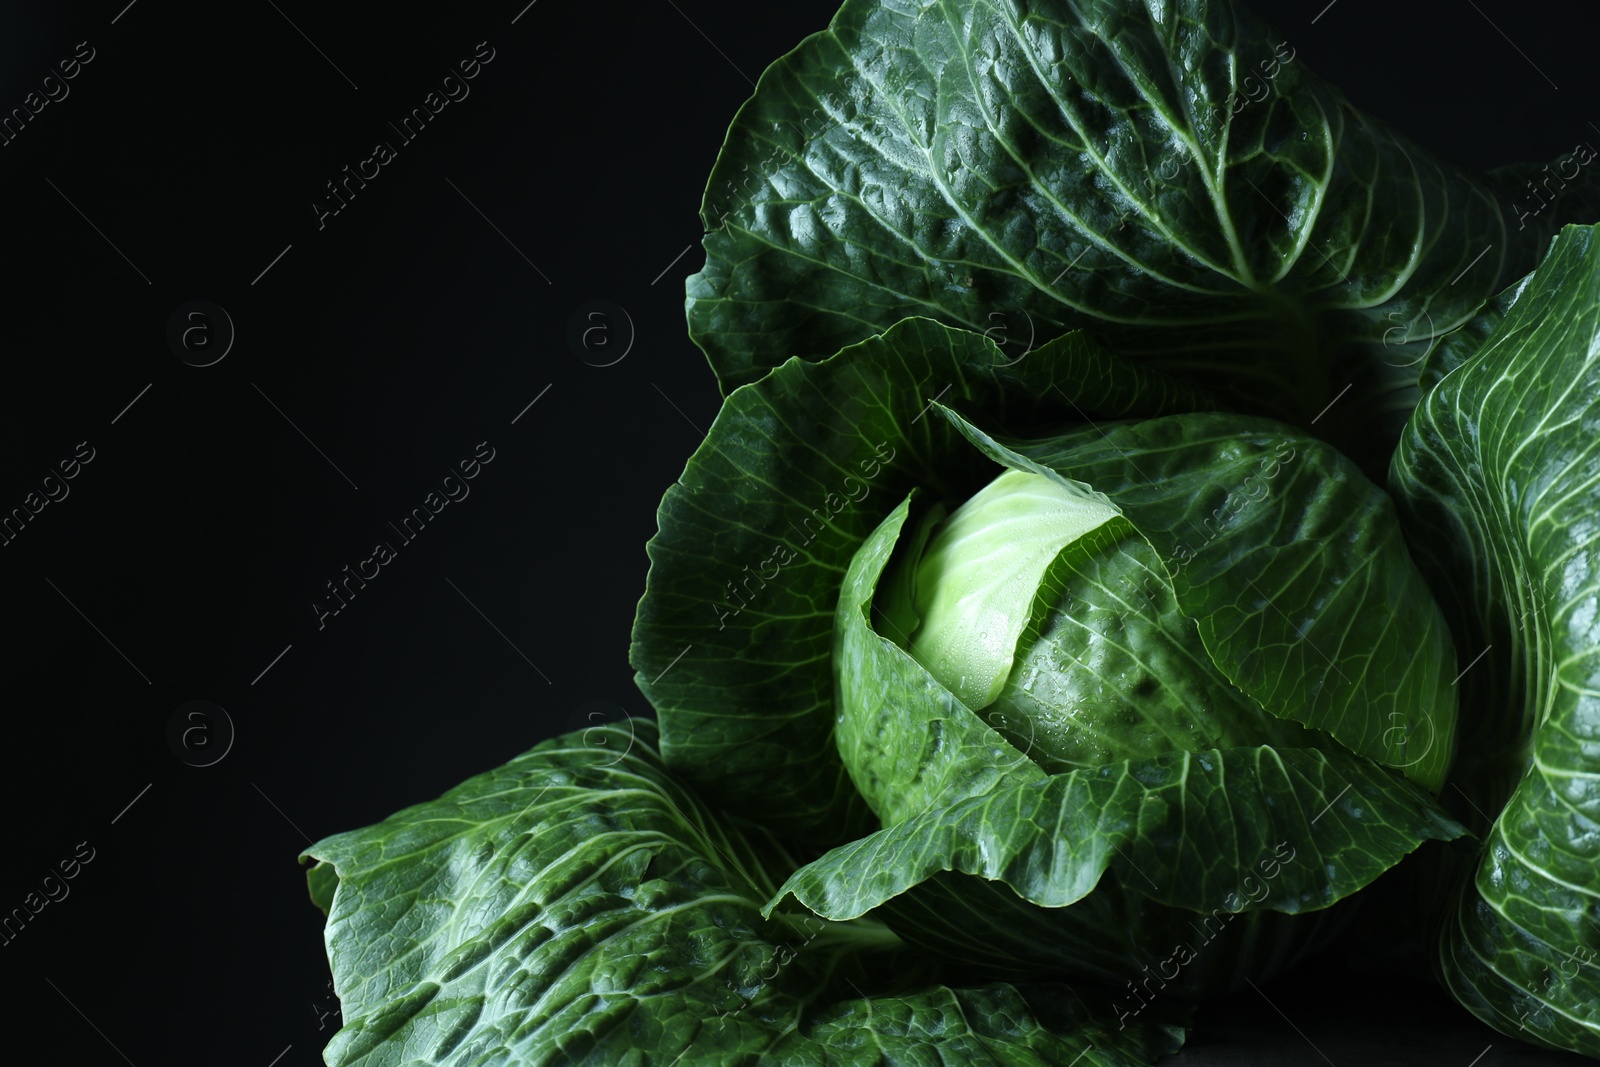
<box><xmin>0</xmin><ymin>1</ymin><xmax>1594</xmax><ymax>1063</ymax></box>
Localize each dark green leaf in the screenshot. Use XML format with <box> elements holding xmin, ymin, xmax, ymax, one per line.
<box><xmin>688</xmin><ymin>0</ymin><xmax>1598</xmax><ymax>466</ymax></box>
<box><xmin>1392</xmin><ymin>223</ymin><xmax>1600</xmax><ymax>1057</ymax></box>
<box><xmin>769</xmin><ymin>745</ymin><xmax>1465</xmax><ymax>994</ymax></box>
<box><xmin>302</xmin><ymin>720</ymin><xmax>1190</xmax><ymax>1065</ymax></box>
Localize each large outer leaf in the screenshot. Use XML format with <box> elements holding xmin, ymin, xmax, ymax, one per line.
<box><xmin>1391</xmin><ymin>224</ymin><xmax>1600</xmax><ymax>1057</ymax></box>
<box><xmin>688</xmin><ymin>0</ymin><xmax>1598</xmax><ymax>464</ymax></box>
<box><xmin>302</xmin><ymin>720</ymin><xmax>1190</xmax><ymax>1066</ymax></box>
<box><xmin>630</xmin><ymin>317</ymin><xmax>1210</xmax><ymax>846</ymax></box>
<box><xmin>768</xmin><ymin>744</ymin><xmax>1465</xmax><ymax>994</ymax></box>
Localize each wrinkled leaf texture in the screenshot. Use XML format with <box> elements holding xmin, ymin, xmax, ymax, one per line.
<box><xmin>688</xmin><ymin>0</ymin><xmax>1600</xmax><ymax>468</ymax></box>
<box><xmin>302</xmin><ymin>721</ymin><xmax>1190</xmax><ymax>1065</ymax></box>
<box><xmin>1393</xmin><ymin>224</ymin><xmax>1600</xmax><ymax>1057</ymax></box>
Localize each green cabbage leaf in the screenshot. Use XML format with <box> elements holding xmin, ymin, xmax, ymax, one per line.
<box><xmin>300</xmin><ymin>720</ymin><xmax>1189</xmax><ymax>1066</ymax></box>
<box><xmin>1393</xmin><ymin>223</ymin><xmax>1600</xmax><ymax>1057</ymax></box>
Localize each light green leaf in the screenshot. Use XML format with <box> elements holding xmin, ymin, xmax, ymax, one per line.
<box><xmin>302</xmin><ymin>720</ymin><xmax>1190</xmax><ymax>1066</ymax></box>
<box><xmin>307</xmin><ymin>860</ymin><xmax>338</xmax><ymax>917</ymax></box>
<box><xmin>835</xmin><ymin>491</ymin><xmax>1052</xmax><ymax>827</ymax></box>
<box><xmin>904</xmin><ymin>469</ymin><xmax>1120</xmax><ymax>711</ymax></box>
<box><xmin>1392</xmin><ymin>223</ymin><xmax>1600</xmax><ymax>1058</ymax></box>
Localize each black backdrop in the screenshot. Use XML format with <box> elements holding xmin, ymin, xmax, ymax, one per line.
<box><xmin>1</xmin><ymin>1</ymin><xmax>1595</xmax><ymax>1063</ymax></box>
